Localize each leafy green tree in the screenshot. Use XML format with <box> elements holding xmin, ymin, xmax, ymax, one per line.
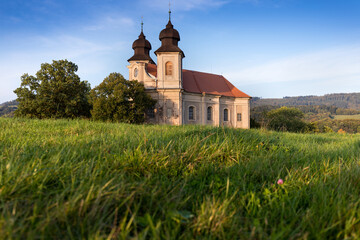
<box><xmin>250</xmin><ymin>117</ymin><xmax>261</xmax><ymax>128</ymax></box>
<box><xmin>90</xmin><ymin>73</ymin><xmax>156</xmax><ymax>123</ymax></box>
<box><xmin>266</xmin><ymin>107</ymin><xmax>308</xmax><ymax>132</ymax></box>
<box><xmin>14</xmin><ymin>60</ymin><xmax>91</xmax><ymax>118</ymax></box>
<box><xmin>323</xmin><ymin>126</ymin><xmax>334</xmax><ymax>133</ymax></box>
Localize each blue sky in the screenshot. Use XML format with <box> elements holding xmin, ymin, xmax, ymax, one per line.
<box><xmin>1</xmin><ymin>0</ymin><xmax>360</xmax><ymax>103</ymax></box>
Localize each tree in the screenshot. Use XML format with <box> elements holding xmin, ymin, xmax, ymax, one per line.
<box><xmin>323</xmin><ymin>126</ymin><xmax>334</xmax><ymax>133</ymax></box>
<box><xmin>90</xmin><ymin>73</ymin><xmax>156</xmax><ymax>123</ymax></box>
<box><xmin>266</xmin><ymin>107</ymin><xmax>308</xmax><ymax>132</ymax></box>
<box><xmin>250</xmin><ymin>117</ymin><xmax>261</xmax><ymax>128</ymax></box>
<box><xmin>14</xmin><ymin>60</ymin><xmax>91</xmax><ymax>118</ymax></box>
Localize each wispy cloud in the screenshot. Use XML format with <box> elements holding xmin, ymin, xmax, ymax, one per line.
<box><xmin>0</xmin><ymin>32</ymin><xmax>128</xmax><ymax>102</ymax></box>
<box><xmin>142</xmin><ymin>0</ymin><xmax>230</xmax><ymax>11</ymax></box>
<box><xmin>237</xmin><ymin>0</ymin><xmax>292</xmax><ymax>8</ymax></box>
<box><xmin>228</xmin><ymin>45</ymin><xmax>360</xmax><ymax>86</ymax></box>
<box><xmin>84</xmin><ymin>16</ymin><xmax>135</xmax><ymax>31</ymax></box>
<box><xmin>33</xmin><ymin>35</ymin><xmax>111</xmax><ymax>57</ymax></box>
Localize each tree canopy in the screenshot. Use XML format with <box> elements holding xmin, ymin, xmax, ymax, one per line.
<box><xmin>266</xmin><ymin>107</ymin><xmax>308</xmax><ymax>132</ymax></box>
<box><xmin>90</xmin><ymin>73</ymin><xmax>156</xmax><ymax>123</ymax></box>
<box><xmin>14</xmin><ymin>60</ymin><xmax>91</xmax><ymax>118</ymax></box>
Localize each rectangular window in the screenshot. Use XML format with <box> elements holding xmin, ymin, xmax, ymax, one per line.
<box><xmin>207</xmin><ymin>107</ymin><xmax>212</xmax><ymax>121</ymax></box>
<box><xmin>146</xmin><ymin>109</ymin><xmax>155</xmax><ymax>118</ymax></box>
<box><xmin>147</xmin><ymin>109</ymin><xmax>155</xmax><ymax>118</ymax></box>
<box><xmin>237</xmin><ymin>113</ymin><xmax>242</xmax><ymax>121</ymax></box>
<box><xmin>224</xmin><ymin>109</ymin><xmax>229</xmax><ymax>122</ymax></box>
<box><xmin>189</xmin><ymin>106</ymin><xmax>194</xmax><ymax>120</ymax></box>
<box><xmin>167</xmin><ymin>108</ymin><xmax>172</xmax><ymax>118</ymax></box>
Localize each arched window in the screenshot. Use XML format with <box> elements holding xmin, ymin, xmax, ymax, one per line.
<box><xmin>224</xmin><ymin>108</ymin><xmax>229</xmax><ymax>122</ymax></box>
<box><xmin>207</xmin><ymin>106</ymin><xmax>212</xmax><ymax>121</ymax></box>
<box><xmin>189</xmin><ymin>106</ymin><xmax>195</xmax><ymax>120</ymax></box>
<box><xmin>165</xmin><ymin>61</ymin><xmax>173</xmax><ymax>75</ymax></box>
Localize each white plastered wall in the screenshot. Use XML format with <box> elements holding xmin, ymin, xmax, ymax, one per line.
<box><xmin>156</xmin><ymin>52</ymin><xmax>182</xmax><ymax>89</ymax></box>
<box><xmin>182</xmin><ymin>92</ymin><xmax>250</xmax><ymax>129</ymax></box>
<box><xmin>127</xmin><ymin>60</ymin><xmax>156</xmax><ymax>89</ymax></box>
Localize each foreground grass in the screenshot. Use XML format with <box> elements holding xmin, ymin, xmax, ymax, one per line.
<box><xmin>1</xmin><ymin>118</ymin><xmax>360</xmax><ymax>239</ymax></box>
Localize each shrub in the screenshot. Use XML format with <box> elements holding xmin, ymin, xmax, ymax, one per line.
<box><xmin>90</xmin><ymin>73</ymin><xmax>156</xmax><ymax>123</ymax></box>
<box><xmin>266</xmin><ymin>107</ymin><xmax>308</xmax><ymax>132</ymax></box>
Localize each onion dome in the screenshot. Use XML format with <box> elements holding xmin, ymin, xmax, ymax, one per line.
<box><xmin>159</xmin><ymin>20</ymin><xmax>180</xmax><ymax>41</ymax></box>
<box><xmin>154</xmin><ymin>19</ymin><xmax>184</xmax><ymax>57</ymax></box>
<box><xmin>128</xmin><ymin>30</ymin><xmax>155</xmax><ymax>63</ymax></box>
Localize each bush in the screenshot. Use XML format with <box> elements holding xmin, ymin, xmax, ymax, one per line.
<box><xmin>266</xmin><ymin>107</ymin><xmax>308</xmax><ymax>132</ymax></box>
<box><xmin>90</xmin><ymin>73</ymin><xmax>156</xmax><ymax>123</ymax></box>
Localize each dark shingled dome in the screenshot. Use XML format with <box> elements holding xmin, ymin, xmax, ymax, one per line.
<box><xmin>159</xmin><ymin>21</ymin><xmax>180</xmax><ymax>41</ymax></box>
<box><xmin>155</xmin><ymin>20</ymin><xmax>184</xmax><ymax>57</ymax></box>
<box><xmin>132</xmin><ymin>32</ymin><xmax>152</xmax><ymax>49</ymax></box>
<box><xmin>128</xmin><ymin>31</ymin><xmax>155</xmax><ymax>63</ymax></box>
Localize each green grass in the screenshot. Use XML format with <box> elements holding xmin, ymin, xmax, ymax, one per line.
<box><xmin>1</xmin><ymin>118</ymin><xmax>360</xmax><ymax>239</ymax></box>
<box><xmin>334</xmin><ymin>114</ymin><xmax>360</xmax><ymax>120</ymax></box>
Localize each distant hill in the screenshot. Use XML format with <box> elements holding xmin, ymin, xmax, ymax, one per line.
<box><xmin>0</xmin><ymin>100</ymin><xmax>18</xmax><ymax>117</ymax></box>
<box><xmin>251</xmin><ymin>93</ymin><xmax>360</xmax><ymax>110</ymax></box>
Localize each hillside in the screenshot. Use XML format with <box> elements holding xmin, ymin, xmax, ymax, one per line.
<box><xmin>1</xmin><ymin>118</ymin><xmax>360</xmax><ymax>238</ymax></box>
<box><xmin>251</xmin><ymin>92</ymin><xmax>360</xmax><ymax>109</ymax></box>
<box><xmin>250</xmin><ymin>93</ymin><xmax>360</xmax><ymax>133</ymax></box>
<box><xmin>0</xmin><ymin>100</ymin><xmax>18</xmax><ymax>117</ymax></box>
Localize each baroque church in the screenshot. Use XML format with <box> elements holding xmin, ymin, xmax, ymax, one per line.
<box><xmin>127</xmin><ymin>14</ymin><xmax>251</xmax><ymax>129</ymax></box>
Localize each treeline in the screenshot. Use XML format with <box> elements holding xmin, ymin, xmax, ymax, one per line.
<box><xmin>315</xmin><ymin>119</ymin><xmax>360</xmax><ymax>134</ymax></box>
<box><xmin>252</xmin><ymin>93</ymin><xmax>360</xmax><ymax>110</ymax></box>
<box><xmin>250</xmin><ymin>107</ymin><xmax>317</xmax><ymax>133</ymax></box>
<box><xmin>251</xmin><ymin>105</ymin><xmax>360</xmax><ymax>122</ymax></box>
<box><xmin>5</xmin><ymin>60</ymin><xmax>155</xmax><ymax>123</ymax></box>
<box><xmin>251</xmin><ymin>105</ymin><xmax>360</xmax><ymax>134</ymax></box>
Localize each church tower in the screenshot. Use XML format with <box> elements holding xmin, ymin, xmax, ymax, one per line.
<box><xmin>154</xmin><ymin>11</ymin><xmax>184</xmax><ymax>89</ymax></box>
<box><xmin>152</xmin><ymin>11</ymin><xmax>185</xmax><ymax>125</ymax></box>
<box><xmin>127</xmin><ymin>21</ymin><xmax>156</xmax><ymax>89</ymax></box>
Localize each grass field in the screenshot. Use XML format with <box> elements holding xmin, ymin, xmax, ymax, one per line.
<box><xmin>334</xmin><ymin>114</ymin><xmax>360</xmax><ymax>120</ymax></box>
<box><xmin>1</xmin><ymin>118</ymin><xmax>360</xmax><ymax>239</ymax></box>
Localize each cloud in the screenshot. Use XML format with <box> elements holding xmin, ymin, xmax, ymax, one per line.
<box><xmin>141</xmin><ymin>0</ymin><xmax>230</xmax><ymax>11</ymax></box>
<box><xmin>0</xmin><ymin>63</ymin><xmax>28</xmax><ymax>102</ymax></box>
<box><xmin>33</xmin><ymin>35</ymin><xmax>110</xmax><ymax>57</ymax></box>
<box><xmin>0</xmin><ymin>32</ymin><xmax>129</xmax><ymax>103</ymax></box>
<box><xmin>228</xmin><ymin>45</ymin><xmax>360</xmax><ymax>86</ymax></box>
<box><xmin>84</xmin><ymin>16</ymin><xmax>135</xmax><ymax>31</ymax></box>
<box><xmin>236</xmin><ymin>0</ymin><xmax>293</xmax><ymax>8</ymax></box>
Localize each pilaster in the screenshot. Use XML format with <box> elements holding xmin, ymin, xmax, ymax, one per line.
<box><xmin>201</xmin><ymin>93</ymin><xmax>206</xmax><ymax>125</ymax></box>
<box><xmin>214</xmin><ymin>96</ymin><xmax>221</xmax><ymax>127</ymax></box>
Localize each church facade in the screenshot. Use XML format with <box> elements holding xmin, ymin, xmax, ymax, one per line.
<box><xmin>127</xmin><ymin>17</ymin><xmax>251</xmax><ymax>128</ymax></box>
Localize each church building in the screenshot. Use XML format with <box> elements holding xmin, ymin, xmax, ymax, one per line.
<box><xmin>127</xmin><ymin>14</ymin><xmax>251</xmax><ymax>128</ymax></box>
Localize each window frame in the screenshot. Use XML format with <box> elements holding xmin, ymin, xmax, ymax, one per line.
<box><xmin>207</xmin><ymin>106</ymin><xmax>212</xmax><ymax>121</ymax></box>
<box><xmin>165</xmin><ymin>61</ymin><xmax>173</xmax><ymax>76</ymax></box>
<box><xmin>166</xmin><ymin>108</ymin><xmax>172</xmax><ymax>118</ymax></box>
<box><xmin>237</xmin><ymin>113</ymin><xmax>242</xmax><ymax>122</ymax></box>
<box><xmin>189</xmin><ymin>106</ymin><xmax>195</xmax><ymax>121</ymax></box>
<box><xmin>146</xmin><ymin>108</ymin><xmax>155</xmax><ymax>118</ymax></box>
<box><xmin>223</xmin><ymin>108</ymin><xmax>229</xmax><ymax>122</ymax></box>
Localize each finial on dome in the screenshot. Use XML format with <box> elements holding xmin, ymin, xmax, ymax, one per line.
<box><xmin>141</xmin><ymin>16</ymin><xmax>144</xmax><ymax>32</ymax></box>
<box><xmin>168</xmin><ymin>1</ymin><xmax>171</xmax><ymax>21</ymax></box>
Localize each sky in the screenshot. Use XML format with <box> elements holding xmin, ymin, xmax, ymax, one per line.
<box><xmin>0</xmin><ymin>0</ymin><xmax>360</xmax><ymax>103</ymax></box>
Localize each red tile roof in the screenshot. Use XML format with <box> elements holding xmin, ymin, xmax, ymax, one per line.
<box><xmin>147</xmin><ymin>63</ymin><xmax>157</xmax><ymax>77</ymax></box>
<box><xmin>146</xmin><ymin>64</ymin><xmax>250</xmax><ymax>98</ymax></box>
